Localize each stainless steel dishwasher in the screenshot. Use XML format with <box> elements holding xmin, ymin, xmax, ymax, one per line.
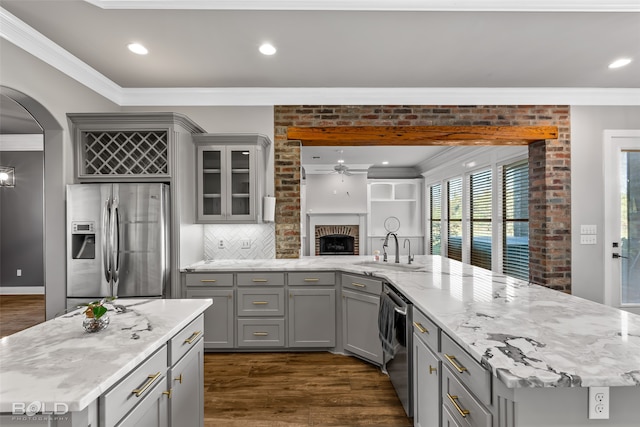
<box><xmin>378</xmin><ymin>282</ymin><xmax>413</xmax><ymax>417</ymax></box>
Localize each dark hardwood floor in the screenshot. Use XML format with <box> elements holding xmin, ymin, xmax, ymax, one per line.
<box><xmin>0</xmin><ymin>295</ymin><xmax>412</xmax><ymax>426</ymax></box>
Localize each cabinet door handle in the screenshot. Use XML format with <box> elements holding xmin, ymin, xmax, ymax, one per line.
<box><xmin>253</xmin><ymin>332</ymin><xmax>269</xmax><ymax>336</ymax></box>
<box><xmin>252</xmin><ymin>278</ymin><xmax>268</xmax><ymax>282</ymax></box>
<box><xmin>429</xmin><ymin>365</ymin><xmax>437</xmax><ymax>375</ymax></box>
<box><xmin>200</xmin><ymin>279</ymin><xmax>217</xmax><ymax>283</ymax></box>
<box><xmin>184</xmin><ymin>330</ymin><xmax>202</xmax><ymax>344</ymax></box>
<box><xmin>252</xmin><ymin>301</ymin><xmax>268</xmax><ymax>305</ymax></box>
<box><xmin>444</xmin><ymin>354</ymin><xmax>467</xmax><ymax>373</ymax></box>
<box><xmin>132</xmin><ymin>372</ymin><xmax>162</xmax><ymax>397</ymax></box>
<box><xmin>351</xmin><ymin>282</ymin><xmax>366</xmax><ymax>288</ymax></box>
<box><xmin>447</xmin><ymin>393</ymin><xmax>470</xmax><ymax>418</ymax></box>
<box><xmin>163</xmin><ymin>389</ymin><xmax>172</xmax><ymax>399</ymax></box>
<box><xmin>413</xmin><ymin>322</ymin><xmax>428</xmax><ymax>334</ymax></box>
<box><xmin>174</xmin><ymin>374</ymin><xmax>183</xmax><ymax>384</ymax></box>
<box><xmin>304</xmin><ymin>278</ymin><xmax>319</xmax><ymax>282</ymax></box>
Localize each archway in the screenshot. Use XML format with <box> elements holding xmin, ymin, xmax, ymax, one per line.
<box><xmin>1</xmin><ymin>86</ymin><xmax>65</xmax><ymax>319</ymax></box>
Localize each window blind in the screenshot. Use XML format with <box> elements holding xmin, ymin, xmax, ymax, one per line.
<box><xmin>503</xmin><ymin>161</ymin><xmax>529</xmax><ymax>281</ymax></box>
<box><xmin>447</xmin><ymin>178</ymin><xmax>462</xmax><ymax>261</ymax></box>
<box><xmin>429</xmin><ymin>184</ymin><xmax>442</xmax><ymax>255</ymax></box>
<box><xmin>470</xmin><ymin>170</ymin><xmax>492</xmax><ymax>270</ymax></box>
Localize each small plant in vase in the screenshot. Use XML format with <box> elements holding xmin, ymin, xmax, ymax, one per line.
<box><xmin>82</xmin><ymin>297</ymin><xmax>115</xmax><ymax>332</ymax></box>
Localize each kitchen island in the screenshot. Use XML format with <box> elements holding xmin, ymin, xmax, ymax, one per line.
<box><xmin>0</xmin><ymin>298</ymin><xmax>211</xmax><ymax>427</ymax></box>
<box><xmin>183</xmin><ymin>255</ymin><xmax>640</xmax><ymax>426</ymax></box>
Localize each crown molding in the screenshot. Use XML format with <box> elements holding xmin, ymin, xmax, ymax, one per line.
<box><xmin>2</xmin><ymin>6</ymin><xmax>639</xmax><ymax>107</ymax></box>
<box><xmin>120</xmin><ymin>87</ymin><xmax>640</xmax><ymax>106</ymax></box>
<box><xmin>0</xmin><ymin>7</ymin><xmax>122</xmax><ymax>105</ymax></box>
<box><xmin>85</xmin><ymin>0</ymin><xmax>640</xmax><ymax>12</ymax></box>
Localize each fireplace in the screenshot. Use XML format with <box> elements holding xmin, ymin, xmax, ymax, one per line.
<box><xmin>315</xmin><ymin>225</ymin><xmax>359</xmax><ymax>256</ymax></box>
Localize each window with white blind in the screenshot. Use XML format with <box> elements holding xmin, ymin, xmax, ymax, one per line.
<box><xmin>429</xmin><ymin>184</ymin><xmax>442</xmax><ymax>255</ymax></box>
<box><xmin>503</xmin><ymin>160</ymin><xmax>529</xmax><ymax>281</ymax></box>
<box><xmin>470</xmin><ymin>169</ymin><xmax>492</xmax><ymax>270</ymax></box>
<box><xmin>447</xmin><ymin>177</ymin><xmax>463</xmax><ymax>261</ymax></box>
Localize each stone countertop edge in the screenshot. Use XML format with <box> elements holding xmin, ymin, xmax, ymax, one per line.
<box><xmin>182</xmin><ymin>256</ymin><xmax>640</xmax><ymax>389</ymax></box>
<box><xmin>0</xmin><ymin>298</ymin><xmax>212</xmax><ymax>413</ymax></box>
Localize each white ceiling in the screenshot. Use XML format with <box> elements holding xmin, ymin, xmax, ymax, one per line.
<box><xmin>1</xmin><ymin>1</ymin><xmax>638</xmax><ymax>166</ymax></box>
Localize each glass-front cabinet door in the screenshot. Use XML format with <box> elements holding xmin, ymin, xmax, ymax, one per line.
<box><xmin>228</xmin><ymin>147</ymin><xmax>255</xmax><ymax>221</ymax></box>
<box><xmin>197</xmin><ymin>146</ymin><xmax>225</xmax><ymax>221</ymax></box>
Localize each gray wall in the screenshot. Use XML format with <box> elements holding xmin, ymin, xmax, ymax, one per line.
<box><xmin>0</xmin><ymin>151</ymin><xmax>44</xmax><ymax>287</ymax></box>
<box><xmin>570</xmin><ymin>106</ymin><xmax>640</xmax><ymax>303</ymax></box>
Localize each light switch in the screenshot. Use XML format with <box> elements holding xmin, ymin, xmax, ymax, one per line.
<box><xmin>580</xmin><ymin>224</ymin><xmax>597</xmax><ymax>235</ymax></box>
<box><xmin>581</xmin><ymin>235</ymin><xmax>597</xmax><ymax>245</ymax></box>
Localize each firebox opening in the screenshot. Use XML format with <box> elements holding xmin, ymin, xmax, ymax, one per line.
<box><xmin>319</xmin><ymin>234</ymin><xmax>355</xmax><ymax>255</ymax></box>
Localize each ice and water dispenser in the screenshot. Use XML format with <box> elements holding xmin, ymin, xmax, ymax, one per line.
<box><xmin>71</xmin><ymin>221</ymin><xmax>96</xmax><ymax>259</ymax></box>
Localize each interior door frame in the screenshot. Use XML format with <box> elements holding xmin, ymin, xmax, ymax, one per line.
<box><xmin>603</xmin><ymin>129</ymin><xmax>640</xmax><ymax>308</ymax></box>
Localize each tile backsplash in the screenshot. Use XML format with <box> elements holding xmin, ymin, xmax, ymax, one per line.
<box><xmin>204</xmin><ymin>223</ymin><xmax>276</xmax><ymax>260</ymax></box>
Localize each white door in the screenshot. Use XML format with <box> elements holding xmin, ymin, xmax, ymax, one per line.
<box><xmin>604</xmin><ymin>130</ymin><xmax>640</xmax><ymax>314</ymax></box>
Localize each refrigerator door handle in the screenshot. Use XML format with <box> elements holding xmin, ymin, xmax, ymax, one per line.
<box><xmin>102</xmin><ymin>198</ymin><xmax>112</xmax><ymax>284</ymax></box>
<box><xmin>110</xmin><ymin>197</ymin><xmax>121</xmax><ymax>297</ymax></box>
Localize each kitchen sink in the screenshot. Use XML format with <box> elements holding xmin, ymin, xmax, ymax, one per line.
<box><xmin>356</xmin><ymin>261</ymin><xmax>426</xmax><ymax>272</ymax></box>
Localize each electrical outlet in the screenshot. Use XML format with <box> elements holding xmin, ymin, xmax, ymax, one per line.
<box><xmin>588</xmin><ymin>386</ymin><xmax>609</xmax><ymax>419</ymax></box>
<box><xmin>218</xmin><ymin>239</ymin><xmax>225</xmax><ymax>249</ymax></box>
<box><xmin>241</xmin><ymin>239</ymin><xmax>251</xmax><ymax>249</ymax></box>
<box><xmin>16</xmin><ymin>269</ymin><xmax>22</xmax><ymax>277</ymax></box>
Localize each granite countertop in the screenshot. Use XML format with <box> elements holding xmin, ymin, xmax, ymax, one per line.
<box><xmin>0</xmin><ymin>298</ymin><xmax>212</xmax><ymax>413</ymax></box>
<box><xmin>184</xmin><ymin>255</ymin><xmax>640</xmax><ymax>389</ymax></box>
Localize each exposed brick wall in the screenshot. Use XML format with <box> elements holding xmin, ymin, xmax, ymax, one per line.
<box><xmin>274</xmin><ymin>105</ymin><xmax>571</xmax><ymax>292</ymax></box>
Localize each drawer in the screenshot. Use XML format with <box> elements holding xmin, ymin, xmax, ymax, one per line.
<box><xmin>442</xmin><ymin>365</ymin><xmax>492</xmax><ymax>427</ymax></box>
<box><xmin>237</xmin><ymin>272</ymin><xmax>285</xmax><ymax>286</ymax></box>
<box><xmin>288</xmin><ymin>271</ymin><xmax>336</xmax><ymax>286</ymax></box>
<box><xmin>185</xmin><ymin>272</ymin><xmax>233</xmax><ymax>287</ymax></box>
<box><xmin>237</xmin><ymin>288</ymin><xmax>285</xmax><ymax>316</ymax></box>
<box><xmin>413</xmin><ymin>308</ymin><xmax>440</xmax><ymax>351</ymax></box>
<box><xmin>170</xmin><ymin>314</ymin><xmax>204</xmax><ymax>365</ymax></box>
<box><xmin>237</xmin><ymin>318</ymin><xmax>285</xmax><ymax>347</ymax></box>
<box><xmin>341</xmin><ymin>273</ymin><xmax>382</xmax><ymax>295</ymax></box>
<box><xmin>101</xmin><ymin>345</ymin><xmax>168</xmax><ymax>427</ymax></box>
<box><xmin>441</xmin><ymin>332</ymin><xmax>491</xmax><ymax>406</ymax></box>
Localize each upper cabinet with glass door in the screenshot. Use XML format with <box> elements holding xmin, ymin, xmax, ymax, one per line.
<box><xmin>194</xmin><ymin>134</ymin><xmax>271</xmax><ymax>223</ymax></box>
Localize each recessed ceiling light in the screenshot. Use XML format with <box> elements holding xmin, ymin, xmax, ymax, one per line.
<box><xmin>259</xmin><ymin>43</ymin><xmax>277</xmax><ymax>56</ymax></box>
<box><xmin>382</xmin><ymin>161</ymin><xmax>389</xmax><ymax>165</ymax></box>
<box><xmin>337</xmin><ymin>159</ymin><xmax>345</xmax><ymax>164</ymax></box>
<box><xmin>608</xmin><ymin>58</ymin><xmax>631</xmax><ymax>69</ymax></box>
<box><xmin>127</xmin><ymin>43</ymin><xmax>148</xmax><ymax>55</ymax></box>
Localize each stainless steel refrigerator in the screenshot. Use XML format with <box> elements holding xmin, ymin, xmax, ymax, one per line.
<box><xmin>66</xmin><ymin>183</ymin><xmax>170</xmax><ymax>308</ymax></box>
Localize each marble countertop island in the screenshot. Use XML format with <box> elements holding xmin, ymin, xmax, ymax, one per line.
<box><xmin>0</xmin><ymin>298</ymin><xmax>211</xmax><ymax>413</ymax></box>
<box><xmin>184</xmin><ymin>255</ymin><xmax>640</xmax><ymax>389</ymax></box>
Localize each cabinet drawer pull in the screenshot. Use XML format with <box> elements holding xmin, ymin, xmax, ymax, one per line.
<box><xmin>252</xmin><ymin>278</ymin><xmax>268</xmax><ymax>282</ymax></box>
<box><xmin>429</xmin><ymin>365</ymin><xmax>437</xmax><ymax>375</ymax></box>
<box><xmin>174</xmin><ymin>374</ymin><xmax>183</xmax><ymax>384</ymax></box>
<box><xmin>253</xmin><ymin>332</ymin><xmax>269</xmax><ymax>336</ymax></box>
<box><xmin>252</xmin><ymin>301</ymin><xmax>268</xmax><ymax>305</ymax></box>
<box><xmin>184</xmin><ymin>330</ymin><xmax>202</xmax><ymax>344</ymax></box>
<box><xmin>444</xmin><ymin>354</ymin><xmax>467</xmax><ymax>373</ymax></box>
<box><xmin>413</xmin><ymin>321</ymin><xmax>428</xmax><ymax>334</ymax></box>
<box><xmin>304</xmin><ymin>278</ymin><xmax>319</xmax><ymax>282</ymax></box>
<box><xmin>163</xmin><ymin>389</ymin><xmax>172</xmax><ymax>399</ymax></box>
<box><xmin>200</xmin><ymin>279</ymin><xmax>216</xmax><ymax>283</ymax></box>
<box><xmin>351</xmin><ymin>282</ymin><xmax>366</xmax><ymax>288</ymax></box>
<box><xmin>447</xmin><ymin>394</ymin><xmax>470</xmax><ymax>418</ymax></box>
<box><xmin>132</xmin><ymin>372</ymin><xmax>162</xmax><ymax>397</ymax></box>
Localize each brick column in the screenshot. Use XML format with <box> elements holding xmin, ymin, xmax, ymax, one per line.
<box><xmin>274</xmin><ymin>128</ymin><xmax>300</xmax><ymax>258</ymax></box>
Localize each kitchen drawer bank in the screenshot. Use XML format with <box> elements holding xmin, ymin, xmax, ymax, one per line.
<box><xmin>0</xmin><ymin>299</ymin><xmax>211</xmax><ymax>427</ymax></box>
<box><xmin>183</xmin><ymin>256</ymin><xmax>640</xmax><ymax>426</ymax></box>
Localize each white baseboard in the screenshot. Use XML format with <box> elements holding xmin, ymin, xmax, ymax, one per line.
<box><xmin>0</xmin><ymin>286</ymin><xmax>45</xmax><ymax>295</ymax></box>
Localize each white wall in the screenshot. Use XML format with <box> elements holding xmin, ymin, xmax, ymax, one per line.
<box><xmin>570</xmin><ymin>106</ymin><xmax>640</xmax><ymax>303</ymax></box>
<box><xmin>304</xmin><ymin>173</ymin><xmax>368</xmax><ymax>213</ymax></box>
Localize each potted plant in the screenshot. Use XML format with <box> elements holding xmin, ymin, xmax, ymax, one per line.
<box><xmin>82</xmin><ymin>297</ymin><xmax>115</xmax><ymax>332</ymax></box>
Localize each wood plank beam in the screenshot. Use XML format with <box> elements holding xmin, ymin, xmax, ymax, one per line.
<box><xmin>288</xmin><ymin>125</ymin><xmax>558</xmax><ymax>146</ymax></box>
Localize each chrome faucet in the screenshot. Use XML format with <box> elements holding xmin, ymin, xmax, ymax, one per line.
<box><xmin>383</xmin><ymin>232</ymin><xmax>400</xmax><ymax>263</ymax></box>
<box><xmin>403</xmin><ymin>239</ymin><xmax>414</xmax><ymax>264</ymax></box>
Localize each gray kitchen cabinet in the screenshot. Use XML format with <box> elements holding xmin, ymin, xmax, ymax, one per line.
<box><xmin>288</xmin><ymin>288</ymin><xmax>336</xmax><ymax>348</ymax></box>
<box><xmin>168</xmin><ymin>335</ymin><xmax>204</xmax><ymax>427</ymax></box>
<box><xmin>186</xmin><ymin>288</ymin><xmax>234</xmax><ymax>349</ymax></box>
<box><xmin>413</xmin><ymin>308</ymin><xmax>441</xmax><ymax>427</ymax></box>
<box><xmin>116</xmin><ymin>380</ymin><xmax>169</xmax><ymax>427</ymax></box>
<box><xmin>193</xmin><ymin>134</ymin><xmax>271</xmax><ymax>223</ymax></box>
<box><xmin>68</xmin><ymin>113</ymin><xmax>204</xmax><ymax>182</ymax></box>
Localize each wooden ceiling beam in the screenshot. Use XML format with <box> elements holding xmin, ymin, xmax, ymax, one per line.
<box><xmin>288</xmin><ymin>125</ymin><xmax>558</xmax><ymax>146</ymax></box>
